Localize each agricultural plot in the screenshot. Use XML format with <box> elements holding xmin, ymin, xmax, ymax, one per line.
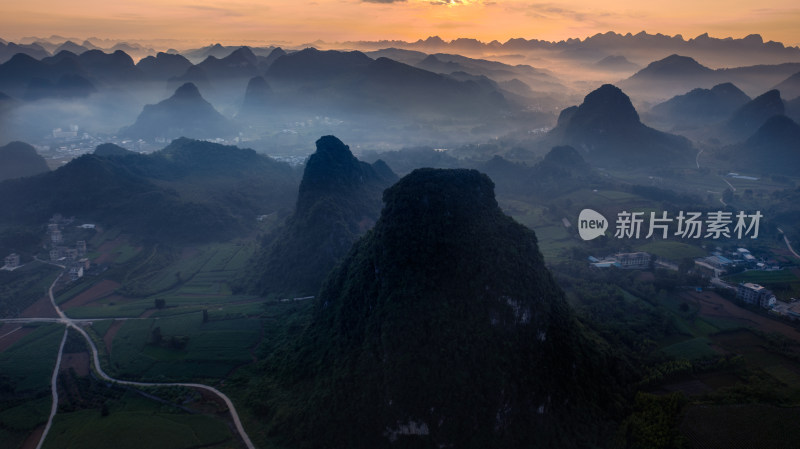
<box><xmin>107</xmin><ymin>313</ymin><xmax>262</xmax><ymax>382</ymax></box>
<box><xmin>41</xmin><ymin>393</ymin><xmax>233</xmax><ymax>449</ymax></box>
<box><xmin>724</xmin><ymin>270</ymin><xmax>800</xmax><ymax>299</ymax></box>
<box><xmin>0</xmin><ymin>323</ymin><xmax>64</xmax><ymax>449</ymax></box>
<box><xmin>0</xmin><ymin>262</ymin><xmax>61</xmax><ymax>317</ymax></box>
<box><xmin>636</xmin><ymin>241</ymin><xmax>706</xmax><ymax>262</ymax></box>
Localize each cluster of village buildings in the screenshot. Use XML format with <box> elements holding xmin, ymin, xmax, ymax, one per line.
<box><xmin>587</xmin><ymin>247</ymin><xmax>797</xmax><ymax>315</ymax></box>
<box><xmin>2</xmin><ymin>215</ymin><xmax>94</xmax><ymax>281</ymax></box>
<box><xmin>47</xmin><ymin>215</ymin><xmax>93</xmax><ymax>281</ymax></box>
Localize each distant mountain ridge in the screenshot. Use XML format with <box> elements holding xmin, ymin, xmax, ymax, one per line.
<box><xmin>621</xmin><ymin>54</ymin><xmax>800</xmax><ymax>99</ymax></box>
<box><xmin>649</xmin><ymin>82</ymin><xmax>751</xmax><ymax>126</ymax></box>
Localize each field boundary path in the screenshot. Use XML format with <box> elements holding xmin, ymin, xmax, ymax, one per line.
<box><xmin>20</xmin><ymin>262</ymin><xmax>258</xmax><ymax>449</ymax></box>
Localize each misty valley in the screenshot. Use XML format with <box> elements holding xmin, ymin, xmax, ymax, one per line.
<box><xmin>1</xmin><ymin>32</ymin><xmax>800</xmax><ymax>449</ymax></box>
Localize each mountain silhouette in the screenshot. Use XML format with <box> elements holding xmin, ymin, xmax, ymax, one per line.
<box><xmin>550</xmin><ymin>84</ymin><xmax>695</xmax><ymax>167</ymax></box>
<box><xmin>120</xmin><ymin>82</ymin><xmax>237</xmax><ymax>140</ymax></box>
<box><xmin>725</xmin><ymin>89</ymin><xmax>785</xmax><ymax>139</ymax></box>
<box><xmin>0</xmin><ymin>141</ymin><xmax>49</xmax><ymax>181</ymax></box>
<box><xmin>237</xmin><ymin>76</ymin><xmax>272</xmax><ymax>119</ymax></box>
<box><xmin>650</xmin><ymin>82</ymin><xmax>750</xmax><ymax>125</ymax></box>
<box><xmin>0</xmin><ymin>138</ymin><xmax>297</xmax><ymax>242</ymax></box>
<box><xmin>193</xmin><ymin>47</ymin><xmax>259</xmax><ymax>80</ymax></box>
<box><xmin>54</xmin><ymin>41</ymin><xmax>89</xmax><ymax>55</ymax></box>
<box><xmin>256</xmin><ymin>168</ymin><xmax>618</xmax><ymax>448</ymax></box>
<box><xmin>729</xmin><ymin>115</ymin><xmax>800</xmax><ymax>175</ymax></box>
<box><xmin>136</xmin><ymin>52</ymin><xmax>193</xmax><ymax>81</ymax></box>
<box><xmin>93</xmin><ymin>143</ymin><xmax>135</xmax><ymax>157</ymax></box>
<box><xmin>620</xmin><ymin>54</ymin><xmax>717</xmax><ymax>99</ymax></box>
<box><xmin>774</xmin><ymin>71</ymin><xmax>800</xmax><ymax>101</ymax></box>
<box><xmin>266</xmin><ymin>48</ymin><xmax>509</xmax><ymax>117</ymax></box>
<box><xmin>594</xmin><ymin>55</ymin><xmax>639</xmax><ymax>71</ymax></box>
<box><xmin>23</xmin><ymin>73</ymin><xmax>96</xmax><ymax>100</ymax></box>
<box><xmin>243</xmin><ymin>135</ymin><xmax>397</xmax><ymax>297</ymax></box>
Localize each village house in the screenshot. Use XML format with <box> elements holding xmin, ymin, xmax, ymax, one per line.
<box><xmin>3</xmin><ymin>253</ymin><xmax>20</xmax><ymax>269</ymax></box>
<box><xmin>737</xmin><ymin>282</ymin><xmax>776</xmax><ymax>309</ymax></box>
<box><xmin>589</xmin><ymin>252</ymin><xmax>651</xmax><ymax>269</ymax></box>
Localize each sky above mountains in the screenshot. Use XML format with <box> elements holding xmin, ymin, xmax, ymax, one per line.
<box><xmin>2</xmin><ymin>0</ymin><xmax>799</xmax><ymax>47</ymax></box>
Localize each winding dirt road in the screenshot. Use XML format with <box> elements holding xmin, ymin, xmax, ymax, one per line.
<box><xmin>28</xmin><ymin>265</ymin><xmax>257</xmax><ymax>449</ymax></box>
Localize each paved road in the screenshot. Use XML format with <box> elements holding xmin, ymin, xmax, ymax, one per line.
<box><xmin>778</xmin><ymin>227</ymin><xmax>800</xmax><ymax>260</ymax></box>
<box><xmin>32</xmin><ymin>266</ymin><xmax>257</xmax><ymax>449</ymax></box>
<box><xmin>35</xmin><ymin>328</ymin><xmax>67</xmax><ymax>449</ymax></box>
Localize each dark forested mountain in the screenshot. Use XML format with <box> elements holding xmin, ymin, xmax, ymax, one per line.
<box><xmin>0</xmin><ymin>141</ymin><xmax>49</xmax><ymax>181</ymax></box>
<box><xmin>67</xmin><ymin>49</ymin><xmax>143</xmax><ymax>84</ymax></box>
<box><xmin>93</xmin><ymin>143</ymin><xmax>135</xmax><ymax>157</ymax></box>
<box><xmin>0</xmin><ymin>138</ymin><xmax>297</xmax><ymax>242</ymax></box>
<box><xmin>724</xmin><ymin>89</ymin><xmax>785</xmax><ymax>139</ymax></box>
<box><xmin>774</xmin><ymin>71</ymin><xmax>800</xmax><ymax>101</ymax></box>
<box><xmin>120</xmin><ymin>82</ymin><xmax>237</xmax><ymax>140</ymax></box>
<box><xmin>243</xmin><ymin>135</ymin><xmax>397</xmax><ymax>297</ymax></box>
<box><xmin>787</xmin><ymin>96</ymin><xmax>800</xmax><ymax>123</ymax></box>
<box><xmin>727</xmin><ymin>115</ymin><xmax>800</xmax><ymax>175</ymax></box>
<box><xmin>0</xmin><ymin>41</ymin><xmax>50</xmax><ymax>64</ymax></box>
<box><xmin>0</xmin><ymin>49</ymin><xmax>144</xmax><ymax>98</ymax></box>
<box><xmin>136</xmin><ymin>52</ymin><xmax>193</xmax><ymax>81</ymax></box>
<box><xmin>649</xmin><ymin>83</ymin><xmax>750</xmax><ymax>126</ymax></box>
<box><xmin>255</xmin><ymin>168</ymin><xmax>619</xmax><ymax>448</ymax></box>
<box><xmin>548</xmin><ymin>84</ymin><xmax>695</xmax><ymax>167</ymax></box>
<box><xmin>23</xmin><ymin>73</ymin><xmax>96</xmax><ymax>100</ymax></box>
<box><xmin>192</xmin><ymin>47</ymin><xmax>259</xmax><ymax>81</ymax></box>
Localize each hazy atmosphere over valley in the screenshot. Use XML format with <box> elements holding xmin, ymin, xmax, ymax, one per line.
<box><xmin>1</xmin><ymin>1</ymin><xmax>800</xmax><ymax>448</ymax></box>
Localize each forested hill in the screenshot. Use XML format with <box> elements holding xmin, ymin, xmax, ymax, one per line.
<box><xmin>242</xmin><ymin>135</ymin><xmax>397</xmax><ymax>297</ymax></box>
<box><xmin>253</xmin><ymin>168</ymin><xmax>622</xmax><ymax>449</ymax></box>
<box><xmin>0</xmin><ymin>138</ymin><xmax>298</xmax><ymax>243</ymax></box>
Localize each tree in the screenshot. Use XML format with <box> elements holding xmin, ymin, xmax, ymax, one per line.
<box><xmin>151</xmin><ymin>326</ymin><xmax>162</xmax><ymax>344</ymax></box>
<box><xmin>155</xmin><ymin>298</ymin><xmax>165</xmax><ymax>309</ymax></box>
<box><xmin>722</xmin><ymin>188</ymin><xmax>734</xmax><ymax>204</ymax></box>
<box><xmin>202</xmin><ymin>309</ymin><xmax>209</xmax><ymax>323</ymax></box>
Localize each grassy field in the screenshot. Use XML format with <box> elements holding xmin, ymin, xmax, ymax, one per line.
<box><xmin>0</xmin><ymin>323</ymin><xmax>63</xmax><ymax>394</ymax></box>
<box><xmin>0</xmin><ymin>262</ymin><xmax>61</xmax><ymax>317</ymax></box>
<box><xmin>108</xmin><ymin>313</ymin><xmax>262</xmax><ymax>381</ymax></box>
<box><xmin>0</xmin><ymin>323</ymin><xmax>64</xmax><ymax>449</ymax></box>
<box><xmin>41</xmin><ymin>393</ymin><xmax>233</xmax><ymax>449</ymax></box>
<box><xmin>636</xmin><ymin>240</ymin><xmax>707</xmax><ymax>262</ymax></box>
<box><xmin>724</xmin><ymin>269</ymin><xmax>800</xmax><ymax>299</ymax></box>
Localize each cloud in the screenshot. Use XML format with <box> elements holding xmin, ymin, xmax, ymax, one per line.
<box><xmin>362</xmin><ymin>0</ymin><xmax>407</xmax><ymax>3</ymax></box>
<box><xmin>181</xmin><ymin>5</ymin><xmax>246</xmax><ymax>17</ymax></box>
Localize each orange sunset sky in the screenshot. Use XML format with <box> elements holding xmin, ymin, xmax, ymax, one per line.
<box><xmin>2</xmin><ymin>0</ymin><xmax>799</xmax><ymax>47</ymax></box>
